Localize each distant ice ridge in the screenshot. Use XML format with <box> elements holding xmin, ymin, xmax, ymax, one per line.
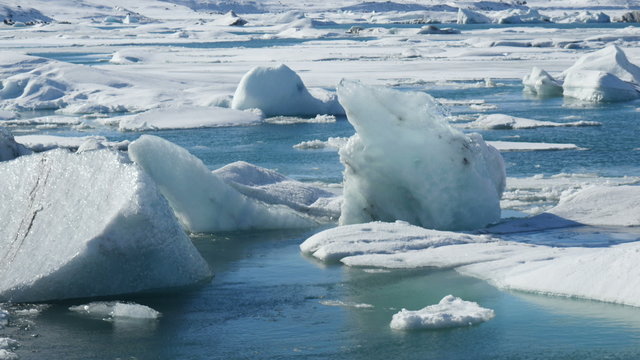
<box><xmin>523</xmin><ymin>46</ymin><xmax>640</xmax><ymax>102</ymax></box>
<box><xmin>69</xmin><ymin>302</ymin><xmax>160</xmax><ymax>320</ymax></box>
<box><xmin>129</xmin><ymin>135</ymin><xmax>319</xmax><ymax>232</ymax></box>
<box><xmin>0</xmin><ymin>128</ymin><xmax>31</xmax><ymax>162</ymax></box>
<box><xmin>301</xmin><ymin>184</ymin><xmax>640</xmax><ymax>307</ymax></box>
<box><xmin>231</xmin><ymin>64</ymin><xmax>344</xmax><ymax>117</ymax></box>
<box><xmin>0</xmin><ymin>149</ymin><xmax>211</xmax><ymax>302</ymax></box>
<box><xmin>390</xmin><ymin>295</ymin><xmax>495</xmax><ymax>330</ymax></box>
<box><xmin>336</xmin><ymin>80</ymin><xmax>505</xmax><ymax>231</ymax></box>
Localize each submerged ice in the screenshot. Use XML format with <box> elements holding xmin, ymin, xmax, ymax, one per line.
<box><xmin>336</xmin><ymin>80</ymin><xmax>505</xmax><ymax>231</ymax></box>
<box><xmin>0</xmin><ymin>149</ymin><xmax>211</xmax><ymax>302</ymax></box>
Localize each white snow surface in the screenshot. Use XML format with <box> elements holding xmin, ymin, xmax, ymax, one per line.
<box><xmin>69</xmin><ymin>301</ymin><xmax>161</xmax><ymax>320</ymax></box>
<box><xmin>0</xmin><ymin>128</ymin><xmax>31</xmax><ymax>161</ymax></box>
<box><xmin>337</xmin><ymin>80</ymin><xmax>505</xmax><ymax>231</ymax></box>
<box><xmin>0</xmin><ymin>149</ymin><xmax>211</xmax><ymax>302</ymax></box>
<box><xmin>128</xmin><ymin>135</ymin><xmax>318</xmax><ymax>232</ymax></box>
<box><xmin>231</xmin><ymin>64</ymin><xmax>344</xmax><ymax>117</ymax></box>
<box><xmin>390</xmin><ymin>295</ymin><xmax>495</xmax><ymax>330</ymax></box>
<box><xmin>462</xmin><ymin>114</ymin><xmax>599</xmax><ymax>130</ymax></box>
<box><xmin>117</xmin><ymin>106</ymin><xmax>262</xmax><ymax>131</ymax></box>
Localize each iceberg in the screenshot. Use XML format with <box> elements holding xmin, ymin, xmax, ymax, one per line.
<box><xmin>0</xmin><ymin>149</ymin><xmax>211</xmax><ymax>302</ymax></box>
<box><xmin>522</xmin><ymin>67</ymin><xmax>563</xmax><ymax>97</ymax></box>
<box><xmin>231</xmin><ymin>64</ymin><xmax>344</xmax><ymax>117</ymax></box>
<box><xmin>563</xmin><ymin>70</ymin><xmax>640</xmax><ymax>103</ymax></box>
<box><xmin>336</xmin><ymin>80</ymin><xmax>505</xmax><ymax>231</ymax></box>
<box><xmin>129</xmin><ymin>135</ymin><xmax>318</xmax><ymax>233</ymax></box>
<box><xmin>390</xmin><ymin>295</ymin><xmax>495</xmax><ymax>330</ymax></box>
<box><xmin>0</xmin><ymin>128</ymin><xmax>31</xmax><ymax>162</ymax></box>
<box><xmin>69</xmin><ymin>301</ymin><xmax>161</xmax><ymax>320</ymax></box>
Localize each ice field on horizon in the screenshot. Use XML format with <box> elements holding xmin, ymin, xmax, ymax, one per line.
<box><xmin>1</xmin><ymin>0</ymin><xmax>640</xmax><ymax>358</ymax></box>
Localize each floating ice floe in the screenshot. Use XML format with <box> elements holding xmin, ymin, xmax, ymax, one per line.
<box><xmin>293</xmin><ymin>137</ymin><xmax>348</xmax><ymax>150</ymax></box>
<box><xmin>336</xmin><ymin>80</ymin><xmax>505</xmax><ymax>231</ymax></box>
<box><xmin>117</xmin><ymin>106</ymin><xmax>262</xmax><ymax>131</ymax></box>
<box><xmin>0</xmin><ymin>5</ymin><xmax>52</xmax><ymax>25</ymax></box>
<box><xmin>494</xmin><ymin>8</ymin><xmax>550</xmax><ymax>24</ymax></box>
<box><xmin>390</xmin><ymin>295</ymin><xmax>495</xmax><ymax>330</ymax></box>
<box><xmin>69</xmin><ymin>301</ymin><xmax>161</xmax><ymax>320</ymax></box>
<box><xmin>0</xmin><ymin>149</ymin><xmax>211</xmax><ymax>302</ymax></box>
<box><xmin>129</xmin><ymin>135</ymin><xmax>318</xmax><ymax>232</ymax></box>
<box><xmin>0</xmin><ymin>128</ymin><xmax>31</xmax><ymax>162</ymax></box>
<box><xmin>487</xmin><ymin>141</ymin><xmax>583</xmax><ymax>152</ymax></box>
<box><xmin>462</xmin><ymin>114</ymin><xmax>600</xmax><ymax>130</ymax></box>
<box><xmin>300</xmin><ymin>221</ymin><xmax>493</xmax><ymax>263</ymax></box>
<box><xmin>554</xmin><ymin>11</ymin><xmax>610</xmax><ymax>24</ymax></box>
<box><xmin>214</xmin><ymin>161</ymin><xmax>342</xmax><ymax>220</ymax></box>
<box><xmin>231</xmin><ymin>64</ymin><xmax>344</xmax><ymax>117</ymax></box>
<box><xmin>522</xmin><ymin>67</ymin><xmax>563</xmax><ymax>97</ymax></box>
<box><xmin>213</xmin><ymin>11</ymin><xmax>247</xmax><ymax>26</ymax></box>
<box><xmin>417</xmin><ymin>25</ymin><xmax>459</xmax><ymax>35</ymax></box>
<box><xmin>563</xmin><ymin>70</ymin><xmax>640</xmax><ymax>103</ymax></box>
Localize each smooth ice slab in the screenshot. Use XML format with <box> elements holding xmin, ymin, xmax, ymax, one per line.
<box><xmin>337</xmin><ymin>80</ymin><xmax>505</xmax><ymax>231</ymax></box>
<box><xmin>463</xmin><ymin>114</ymin><xmax>599</xmax><ymax>130</ymax></box>
<box><xmin>69</xmin><ymin>302</ymin><xmax>161</xmax><ymax>320</ymax></box>
<box><xmin>129</xmin><ymin>135</ymin><xmax>317</xmax><ymax>233</ymax></box>
<box><xmin>117</xmin><ymin>106</ymin><xmax>262</xmax><ymax>131</ymax></box>
<box><xmin>390</xmin><ymin>295</ymin><xmax>495</xmax><ymax>330</ymax></box>
<box><xmin>231</xmin><ymin>64</ymin><xmax>344</xmax><ymax>117</ymax></box>
<box><xmin>0</xmin><ymin>149</ymin><xmax>211</xmax><ymax>302</ymax></box>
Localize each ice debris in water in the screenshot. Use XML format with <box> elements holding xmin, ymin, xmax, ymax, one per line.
<box><xmin>69</xmin><ymin>302</ymin><xmax>161</xmax><ymax>320</ymax></box>
<box><xmin>390</xmin><ymin>295</ymin><xmax>495</xmax><ymax>330</ymax></box>
<box><xmin>129</xmin><ymin>135</ymin><xmax>318</xmax><ymax>232</ymax></box>
<box><xmin>336</xmin><ymin>80</ymin><xmax>505</xmax><ymax>231</ymax></box>
<box><xmin>522</xmin><ymin>67</ymin><xmax>563</xmax><ymax>97</ymax></box>
<box><xmin>231</xmin><ymin>64</ymin><xmax>344</xmax><ymax>117</ymax></box>
<box><xmin>0</xmin><ymin>149</ymin><xmax>211</xmax><ymax>302</ymax></box>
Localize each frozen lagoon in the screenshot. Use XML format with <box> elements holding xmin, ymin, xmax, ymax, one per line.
<box><xmin>2</xmin><ymin>2</ymin><xmax>640</xmax><ymax>358</ymax></box>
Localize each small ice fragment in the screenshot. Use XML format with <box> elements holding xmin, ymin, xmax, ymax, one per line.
<box><xmin>390</xmin><ymin>295</ymin><xmax>495</xmax><ymax>330</ymax></box>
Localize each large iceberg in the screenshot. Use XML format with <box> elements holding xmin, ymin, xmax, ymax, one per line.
<box><xmin>231</xmin><ymin>64</ymin><xmax>344</xmax><ymax>117</ymax></box>
<box><xmin>0</xmin><ymin>149</ymin><xmax>211</xmax><ymax>302</ymax></box>
<box><xmin>336</xmin><ymin>80</ymin><xmax>505</xmax><ymax>231</ymax></box>
<box><xmin>129</xmin><ymin>135</ymin><xmax>318</xmax><ymax>233</ymax></box>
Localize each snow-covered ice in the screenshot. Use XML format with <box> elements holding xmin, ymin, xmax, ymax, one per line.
<box><xmin>129</xmin><ymin>135</ymin><xmax>318</xmax><ymax>232</ymax></box>
<box><xmin>0</xmin><ymin>149</ymin><xmax>211</xmax><ymax>302</ymax></box>
<box><xmin>488</xmin><ymin>141</ymin><xmax>583</xmax><ymax>152</ymax></box>
<box><xmin>231</xmin><ymin>64</ymin><xmax>344</xmax><ymax>117</ymax></box>
<box><xmin>337</xmin><ymin>80</ymin><xmax>505</xmax><ymax>231</ymax></box>
<box><xmin>390</xmin><ymin>295</ymin><xmax>495</xmax><ymax>330</ymax></box>
<box><xmin>522</xmin><ymin>67</ymin><xmax>563</xmax><ymax>97</ymax></box>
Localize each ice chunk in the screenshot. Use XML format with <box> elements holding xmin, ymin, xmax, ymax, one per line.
<box><xmin>336</xmin><ymin>80</ymin><xmax>505</xmax><ymax>231</ymax></box>
<box><xmin>214</xmin><ymin>11</ymin><xmax>247</xmax><ymax>26</ymax></box>
<box><xmin>522</xmin><ymin>67</ymin><xmax>563</xmax><ymax>97</ymax></box>
<box><xmin>390</xmin><ymin>295</ymin><xmax>495</xmax><ymax>330</ymax></box>
<box><xmin>0</xmin><ymin>128</ymin><xmax>31</xmax><ymax>162</ymax></box>
<box><xmin>457</xmin><ymin>8</ymin><xmax>490</xmax><ymax>24</ymax></box>
<box><xmin>293</xmin><ymin>137</ymin><xmax>349</xmax><ymax>150</ymax></box>
<box><xmin>117</xmin><ymin>106</ymin><xmax>262</xmax><ymax>131</ymax></box>
<box><xmin>300</xmin><ymin>221</ymin><xmax>493</xmax><ymax>263</ymax></box>
<box><xmin>129</xmin><ymin>135</ymin><xmax>317</xmax><ymax>232</ymax></box>
<box><xmin>214</xmin><ymin>161</ymin><xmax>341</xmax><ymax>220</ymax></box>
<box><xmin>0</xmin><ymin>149</ymin><xmax>211</xmax><ymax>302</ymax></box>
<box><xmin>495</xmin><ymin>9</ymin><xmax>550</xmax><ymax>24</ymax></box>
<box><xmin>563</xmin><ymin>45</ymin><xmax>640</xmax><ymax>84</ymax></box>
<box><xmin>487</xmin><ymin>141</ymin><xmax>582</xmax><ymax>152</ymax></box>
<box><xmin>231</xmin><ymin>64</ymin><xmax>344</xmax><ymax>117</ymax></box>
<box><xmin>14</xmin><ymin>135</ymin><xmax>128</xmax><ymax>152</ymax></box>
<box><xmin>463</xmin><ymin>114</ymin><xmax>599</xmax><ymax>130</ymax></box>
<box><xmin>69</xmin><ymin>301</ymin><xmax>161</xmax><ymax>320</ymax></box>
<box><xmin>417</xmin><ymin>25</ymin><xmax>460</xmax><ymax>35</ymax></box>
<box><xmin>554</xmin><ymin>11</ymin><xmax>610</xmax><ymax>24</ymax></box>
<box><xmin>563</xmin><ymin>70</ymin><xmax>640</xmax><ymax>103</ymax></box>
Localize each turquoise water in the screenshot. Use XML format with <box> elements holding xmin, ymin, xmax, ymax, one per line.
<box><xmin>4</xmin><ymin>79</ymin><xmax>640</xmax><ymax>359</ymax></box>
